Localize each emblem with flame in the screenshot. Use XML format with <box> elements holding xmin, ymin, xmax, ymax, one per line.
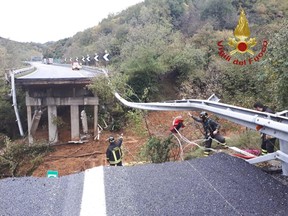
<box><xmin>228</xmin><ymin>9</ymin><xmax>257</xmax><ymax>55</ymax></box>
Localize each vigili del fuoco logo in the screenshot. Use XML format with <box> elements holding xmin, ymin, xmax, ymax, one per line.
<box><xmin>217</xmin><ymin>8</ymin><xmax>268</xmax><ymax>66</ymax></box>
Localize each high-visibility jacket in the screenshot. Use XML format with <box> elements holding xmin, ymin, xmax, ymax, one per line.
<box><xmin>106</xmin><ymin>139</ymin><xmax>123</xmax><ymax>165</ymax></box>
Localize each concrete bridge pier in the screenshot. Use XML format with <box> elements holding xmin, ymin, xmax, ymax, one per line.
<box><xmin>93</xmin><ymin>105</ymin><xmax>98</xmax><ymax>139</ymax></box>
<box><xmin>27</xmin><ymin>105</ymin><xmax>33</xmax><ymax>144</ymax></box>
<box><xmin>25</xmin><ymin>92</ymin><xmax>99</xmax><ymax>144</ymax></box>
<box><xmin>71</xmin><ymin>105</ymin><xmax>80</xmax><ymax>140</ymax></box>
<box><xmin>16</xmin><ymin>69</ymin><xmax>100</xmax><ymax>145</ymax></box>
<box><xmin>48</xmin><ymin>105</ymin><xmax>58</xmax><ymax>143</ymax></box>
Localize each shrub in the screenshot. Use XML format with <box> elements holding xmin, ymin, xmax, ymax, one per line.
<box><xmin>141</xmin><ymin>135</ymin><xmax>177</xmax><ymax>163</ymax></box>
<box><xmin>0</xmin><ymin>140</ymin><xmax>52</xmax><ymax>178</ymax></box>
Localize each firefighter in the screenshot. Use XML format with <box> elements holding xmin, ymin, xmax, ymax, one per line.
<box><xmin>190</xmin><ymin>111</ymin><xmax>226</xmax><ymax>156</ymax></box>
<box><xmin>106</xmin><ymin>135</ymin><xmax>123</xmax><ymax>166</ymax></box>
<box><xmin>170</xmin><ymin>115</ymin><xmax>185</xmax><ymax>133</ymax></box>
<box><xmin>253</xmin><ymin>102</ymin><xmax>277</xmax><ymax>155</ymax></box>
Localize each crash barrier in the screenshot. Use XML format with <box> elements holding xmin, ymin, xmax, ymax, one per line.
<box><xmin>13</xmin><ymin>66</ymin><xmax>35</xmax><ymax>75</ymax></box>
<box><xmin>5</xmin><ymin>66</ymin><xmax>35</xmax><ymax>82</ymax></box>
<box><xmin>114</xmin><ymin>92</ymin><xmax>288</xmax><ymax>176</ymax></box>
<box><xmin>4</xmin><ymin>64</ymin><xmax>35</xmax><ymax>137</ymax></box>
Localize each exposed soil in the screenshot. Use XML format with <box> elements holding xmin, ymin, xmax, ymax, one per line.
<box><xmin>30</xmin><ymin>109</ymin><xmax>288</xmax><ymax>187</ymax></box>
<box><xmin>33</xmin><ymin>111</ymin><xmax>182</xmax><ymax>177</ymax></box>
<box><xmin>33</xmin><ymin>111</ymin><xmax>244</xmax><ymax>177</ymax></box>
<box><xmin>32</xmin><ymin>111</ymin><xmax>247</xmax><ymax>177</ymax></box>
<box><xmin>32</xmin><ymin>129</ymin><xmax>146</xmax><ymax>177</ymax></box>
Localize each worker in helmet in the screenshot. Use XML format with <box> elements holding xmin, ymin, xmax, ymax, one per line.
<box><xmin>170</xmin><ymin>115</ymin><xmax>185</xmax><ymax>133</ymax></box>
<box><xmin>189</xmin><ymin>111</ymin><xmax>226</xmax><ymax>156</ymax></box>
<box><xmin>253</xmin><ymin>102</ymin><xmax>276</xmax><ymax>155</ymax></box>
<box><xmin>106</xmin><ymin>135</ymin><xmax>123</xmax><ymax>166</ymax></box>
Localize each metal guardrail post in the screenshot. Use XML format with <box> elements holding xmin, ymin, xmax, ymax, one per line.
<box><xmin>10</xmin><ymin>71</ymin><xmax>24</xmax><ymax>137</ymax></box>
<box><xmin>279</xmin><ymin>140</ymin><xmax>288</xmax><ymax>175</ymax></box>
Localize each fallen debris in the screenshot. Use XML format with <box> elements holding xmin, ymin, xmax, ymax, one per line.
<box><xmin>68</xmin><ymin>140</ymin><xmax>88</xmax><ymax>144</ymax></box>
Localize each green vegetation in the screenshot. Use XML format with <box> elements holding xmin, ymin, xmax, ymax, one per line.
<box><xmin>226</xmin><ymin>130</ymin><xmax>262</xmax><ymax>149</ymax></box>
<box><xmin>0</xmin><ymin>38</ymin><xmax>43</xmax><ymax>140</ymax></box>
<box><xmin>42</xmin><ymin>0</ymin><xmax>287</xmax><ymax>110</ymax></box>
<box><xmin>0</xmin><ymin>137</ymin><xmax>52</xmax><ymax>178</ymax></box>
<box><xmin>265</xmin><ymin>19</ymin><xmax>288</xmax><ymax>109</ymax></box>
<box><xmin>84</xmin><ymin>1</ymin><xmax>287</xmax><ymax>145</ymax></box>
<box><xmin>140</xmin><ymin>130</ymin><xmax>266</xmax><ymax>163</ymax></box>
<box><xmin>0</xmin><ymin>79</ymin><xmax>27</xmax><ymax>138</ymax></box>
<box><xmin>139</xmin><ymin>129</ymin><xmax>265</xmax><ymax>163</ymax></box>
<box><xmin>0</xmin><ymin>0</ymin><xmax>287</xmax><ymax>167</ymax></box>
<box><xmin>1</xmin><ymin>0</ymin><xmax>287</xmax><ymax>131</ymax></box>
<box><xmin>141</xmin><ymin>135</ymin><xmax>177</xmax><ymax>163</ymax></box>
<box><xmin>0</xmin><ymin>37</ymin><xmax>43</xmax><ymax>75</ymax></box>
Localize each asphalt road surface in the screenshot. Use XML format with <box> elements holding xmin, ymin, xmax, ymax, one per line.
<box><xmin>18</xmin><ymin>62</ymin><xmax>101</xmax><ymax>79</ymax></box>
<box><xmin>0</xmin><ymin>153</ymin><xmax>288</xmax><ymax>216</ymax></box>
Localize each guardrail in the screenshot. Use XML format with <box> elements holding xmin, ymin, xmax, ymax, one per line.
<box><xmin>4</xmin><ymin>64</ymin><xmax>36</xmax><ymax>137</ymax></box>
<box><xmin>14</xmin><ymin>66</ymin><xmax>35</xmax><ymax>75</ymax></box>
<box><xmin>115</xmin><ymin>92</ymin><xmax>288</xmax><ymax>176</ymax></box>
<box><xmin>5</xmin><ymin>66</ymin><xmax>36</xmax><ymax>82</ymax></box>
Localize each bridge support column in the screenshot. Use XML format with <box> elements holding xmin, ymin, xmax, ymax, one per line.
<box><xmin>71</xmin><ymin>105</ymin><xmax>80</xmax><ymax>140</ymax></box>
<box><xmin>94</xmin><ymin>105</ymin><xmax>98</xmax><ymax>138</ymax></box>
<box><xmin>48</xmin><ymin>105</ymin><xmax>58</xmax><ymax>143</ymax></box>
<box><xmin>27</xmin><ymin>105</ymin><xmax>33</xmax><ymax>145</ymax></box>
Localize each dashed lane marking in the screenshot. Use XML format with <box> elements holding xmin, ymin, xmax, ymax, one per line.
<box><xmin>80</xmin><ymin>166</ymin><xmax>106</xmax><ymax>216</ymax></box>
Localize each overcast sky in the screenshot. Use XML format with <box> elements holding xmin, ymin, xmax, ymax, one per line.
<box><xmin>0</xmin><ymin>0</ymin><xmax>144</xmax><ymax>43</ymax></box>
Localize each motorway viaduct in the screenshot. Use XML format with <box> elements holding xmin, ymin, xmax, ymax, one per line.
<box><xmin>15</xmin><ymin>62</ymin><xmax>102</xmax><ymax>144</ymax></box>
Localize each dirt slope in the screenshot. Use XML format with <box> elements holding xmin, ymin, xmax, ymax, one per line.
<box><xmin>32</xmin><ymin>111</ymin><xmax>240</xmax><ymax>177</ymax></box>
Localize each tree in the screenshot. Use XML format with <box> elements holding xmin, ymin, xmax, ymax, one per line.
<box><xmin>0</xmin><ymin>46</ymin><xmax>8</xmax><ymax>75</ymax></box>
<box><xmin>266</xmin><ymin>19</ymin><xmax>288</xmax><ymax>109</ymax></box>
<box><xmin>200</xmin><ymin>0</ymin><xmax>237</xmax><ymax>30</ymax></box>
<box><xmin>0</xmin><ymin>80</ymin><xmax>26</xmax><ymax>138</ymax></box>
<box><xmin>118</xmin><ymin>23</ymin><xmax>172</xmax><ymax>100</ymax></box>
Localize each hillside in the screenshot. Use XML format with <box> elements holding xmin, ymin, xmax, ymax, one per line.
<box><xmin>1</xmin><ymin>0</ymin><xmax>287</xmax><ymax>108</ymax></box>
<box><xmin>44</xmin><ymin>0</ymin><xmax>288</xmax><ymax>109</ymax></box>
<box><xmin>31</xmin><ymin>110</ymin><xmax>247</xmax><ymax>177</ymax></box>
<box><xmin>0</xmin><ymin>37</ymin><xmax>43</xmax><ymax>75</ymax></box>
<box><xmin>1</xmin><ymin>0</ymin><xmax>287</xmax><ymax>131</ymax></box>
<box><xmin>0</xmin><ymin>0</ymin><xmax>288</xmax><ymax>179</ymax></box>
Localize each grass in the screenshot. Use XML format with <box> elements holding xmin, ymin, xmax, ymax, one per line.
<box><xmin>183</xmin><ymin>129</ymin><xmax>267</xmax><ymax>159</ymax></box>
<box><xmin>226</xmin><ymin>129</ymin><xmax>261</xmax><ymax>149</ymax></box>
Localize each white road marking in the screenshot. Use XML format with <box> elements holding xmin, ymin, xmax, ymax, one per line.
<box><xmin>80</xmin><ymin>166</ymin><xmax>106</xmax><ymax>216</ymax></box>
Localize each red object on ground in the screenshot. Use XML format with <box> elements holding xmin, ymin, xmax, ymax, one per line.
<box><xmin>232</xmin><ymin>154</ymin><xmax>256</xmax><ymax>159</ymax></box>
<box><xmin>244</xmin><ymin>149</ymin><xmax>261</xmax><ymax>156</ymax></box>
